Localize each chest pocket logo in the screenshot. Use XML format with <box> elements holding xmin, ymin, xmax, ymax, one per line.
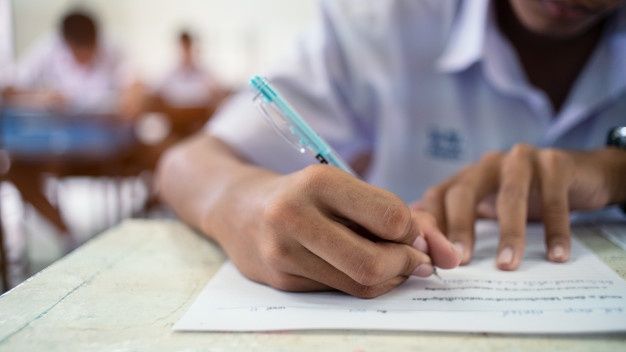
<box><xmin>427</xmin><ymin>127</ymin><xmax>464</xmax><ymax>160</ymax></box>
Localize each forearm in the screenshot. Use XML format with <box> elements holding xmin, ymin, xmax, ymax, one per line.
<box><xmin>155</xmin><ymin>133</ymin><xmax>277</xmax><ymax>243</ymax></box>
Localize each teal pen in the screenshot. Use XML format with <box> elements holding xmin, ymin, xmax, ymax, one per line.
<box><xmin>249</xmin><ymin>75</ymin><xmax>441</xmax><ymax>281</ymax></box>
<box><xmin>249</xmin><ymin>75</ymin><xmax>356</xmax><ymax>176</ymax></box>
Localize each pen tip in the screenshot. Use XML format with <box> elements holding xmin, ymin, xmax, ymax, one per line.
<box><xmin>432</xmin><ymin>267</ymin><xmax>443</xmax><ymax>281</ymax></box>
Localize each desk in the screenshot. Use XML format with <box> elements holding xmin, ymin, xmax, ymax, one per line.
<box><xmin>0</xmin><ymin>220</ymin><xmax>624</xmax><ymax>351</ymax></box>
<box><xmin>0</xmin><ymin>98</ymin><xmax>224</xmax><ymax>237</ymax></box>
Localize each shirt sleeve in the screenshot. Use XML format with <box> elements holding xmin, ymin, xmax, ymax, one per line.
<box><xmin>106</xmin><ymin>42</ymin><xmax>137</xmax><ymax>89</ymax></box>
<box><xmin>12</xmin><ymin>34</ymin><xmax>55</xmax><ymax>89</ymax></box>
<box><xmin>207</xmin><ymin>0</ymin><xmax>375</xmax><ymax>174</ymax></box>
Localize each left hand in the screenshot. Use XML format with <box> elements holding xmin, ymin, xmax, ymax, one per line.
<box><xmin>416</xmin><ymin>144</ymin><xmax>626</xmax><ymax>270</ymax></box>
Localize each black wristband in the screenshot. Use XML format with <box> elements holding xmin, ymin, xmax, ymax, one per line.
<box><xmin>606</xmin><ymin>127</ymin><xmax>626</xmax><ymax>213</ymax></box>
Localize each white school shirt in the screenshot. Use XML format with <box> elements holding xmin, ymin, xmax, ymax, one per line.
<box><xmin>157</xmin><ymin>64</ymin><xmax>216</xmax><ymax>107</ymax></box>
<box><xmin>209</xmin><ymin>0</ymin><xmax>626</xmax><ymax>204</ymax></box>
<box><xmin>12</xmin><ymin>33</ymin><xmax>130</xmax><ymax>114</ymax></box>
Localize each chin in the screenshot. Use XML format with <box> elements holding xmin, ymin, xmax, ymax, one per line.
<box><xmin>510</xmin><ymin>0</ymin><xmax>615</xmax><ymax>38</ymax></box>
<box><xmin>524</xmin><ymin>19</ymin><xmax>594</xmax><ymax>38</ymax></box>
<box><xmin>516</xmin><ymin>10</ymin><xmax>603</xmax><ymax>38</ymax></box>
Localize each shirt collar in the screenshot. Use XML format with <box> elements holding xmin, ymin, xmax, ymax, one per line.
<box><xmin>546</xmin><ymin>8</ymin><xmax>626</xmax><ymax>142</ymax></box>
<box><xmin>436</xmin><ymin>1</ymin><xmax>626</xmax><ymax>82</ymax></box>
<box><xmin>436</xmin><ymin>0</ymin><xmax>626</xmax><ymax>141</ymax></box>
<box><xmin>435</xmin><ymin>0</ymin><xmax>490</xmax><ymax>73</ymax></box>
<box><xmin>435</xmin><ymin>0</ymin><xmax>536</xmax><ymax>104</ymax></box>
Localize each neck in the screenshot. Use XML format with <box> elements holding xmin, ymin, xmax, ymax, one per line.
<box><xmin>497</xmin><ymin>1</ymin><xmax>606</xmax><ymax>50</ymax></box>
<box><xmin>496</xmin><ymin>0</ymin><xmax>607</xmax><ymax>114</ymax></box>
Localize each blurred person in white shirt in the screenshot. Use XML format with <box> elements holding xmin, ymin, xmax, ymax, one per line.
<box><xmin>2</xmin><ymin>9</ymin><xmax>143</xmax><ymax>117</ymax></box>
<box><xmin>155</xmin><ymin>30</ymin><xmax>222</xmax><ymax>109</ymax></box>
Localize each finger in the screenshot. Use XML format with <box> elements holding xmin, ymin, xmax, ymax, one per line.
<box><xmin>476</xmin><ymin>195</ymin><xmax>498</xmax><ymax>219</ymax></box>
<box><xmin>297</xmin><ymin>210</ymin><xmax>432</xmax><ymax>287</ymax></box>
<box><xmin>420</xmin><ymin>182</ymin><xmax>452</xmax><ymax>233</ymax></box>
<box><xmin>284</xmin><ymin>246</ymin><xmax>411</xmax><ymax>298</ymax></box>
<box><xmin>411</xmin><ymin>210</ymin><xmax>463</xmax><ymax>269</ymax></box>
<box><xmin>495</xmin><ymin>144</ymin><xmax>534</xmax><ymax>271</ymax></box>
<box><xmin>445</xmin><ymin>152</ymin><xmax>501</xmax><ymax>264</ymax></box>
<box><xmin>304</xmin><ymin>166</ymin><xmax>415</xmax><ymax>244</ymax></box>
<box><xmin>537</xmin><ymin>150</ymin><xmax>573</xmax><ymax>263</ymax></box>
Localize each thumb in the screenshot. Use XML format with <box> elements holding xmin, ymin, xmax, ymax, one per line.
<box><xmin>411</xmin><ymin>210</ymin><xmax>463</xmax><ymax>269</ymax></box>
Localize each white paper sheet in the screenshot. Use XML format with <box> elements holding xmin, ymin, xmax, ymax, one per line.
<box><xmin>175</xmin><ymin>222</ymin><xmax>626</xmax><ymax>333</ymax></box>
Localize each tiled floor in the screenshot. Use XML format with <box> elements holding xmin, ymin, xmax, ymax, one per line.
<box><xmin>1</xmin><ymin>177</ymin><xmax>152</xmax><ymax>288</ymax></box>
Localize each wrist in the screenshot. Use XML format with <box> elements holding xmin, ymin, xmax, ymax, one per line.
<box><xmin>600</xmin><ymin>148</ymin><xmax>626</xmax><ymax>205</ymax></box>
<box><xmin>200</xmin><ymin>165</ymin><xmax>279</xmax><ymax>247</ymax></box>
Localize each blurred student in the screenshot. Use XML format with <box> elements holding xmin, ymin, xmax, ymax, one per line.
<box><xmin>156</xmin><ymin>31</ymin><xmax>222</xmax><ymax>108</ymax></box>
<box><xmin>158</xmin><ymin>0</ymin><xmax>626</xmax><ymax>298</ymax></box>
<box><xmin>0</xmin><ymin>9</ymin><xmax>144</xmax><ymax>252</ymax></box>
<box><xmin>2</xmin><ymin>9</ymin><xmax>142</xmax><ymax>117</ymax></box>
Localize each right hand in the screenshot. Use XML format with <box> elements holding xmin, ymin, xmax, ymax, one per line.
<box><xmin>213</xmin><ymin>165</ymin><xmax>462</xmax><ymax>298</ymax></box>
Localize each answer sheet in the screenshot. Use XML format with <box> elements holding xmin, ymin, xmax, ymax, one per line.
<box><xmin>175</xmin><ymin>222</ymin><xmax>626</xmax><ymax>333</ymax></box>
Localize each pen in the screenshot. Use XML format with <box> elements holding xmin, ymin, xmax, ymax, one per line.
<box><xmin>249</xmin><ymin>75</ymin><xmax>441</xmax><ymax>280</ymax></box>
<box><xmin>249</xmin><ymin>76</ymin><xmax>356</xmax><ymax>175</ymax></box>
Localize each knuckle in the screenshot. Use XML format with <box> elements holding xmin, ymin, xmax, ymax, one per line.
<box><xmin>480</xmin><ymin>151</ymin><xmax>503</xmax><ymax>165</ymax></box>
<box><xmin>262</xmin><ymin>200</ymin><xmax>290</xmax><ymax>230</ymax></box>
<box><xmin>350</xmin><ymin>284</ymin><xmax>382</xmax><ymax>299</ymax></box>
<box><xmin>268</xmin><ymin>273</ymin><xmax>300</xmax><ymax>292</ymax></box>
<box><xmin>423</xmin><ymin>187</ymin><xmax>444</xmax><ymax>204</ymax></box>
<box><xmin>353</xmin><ymin>255</ymin><xmax>385</xmax><ymax>286</ymax></box>
<box><xmin>538</xmin><ymin>148</ymin><xmax>569</xmax><ymax>170</ymax></box>
<box><xmin>509</xmin><ymin>143</ymin><xmax>535</xmax><ymax>158</ymax></box>
<box><xmin>419</xmin><ymin>211</ymin><xmax>437</xmax><ymax>227</ymax></box>
<box><xmin>381</xmin><ymin>202</ymin><xmax>411</xmax><ymax>239</ymax></box>
<box><xmin>262</xmin><ymin>195</ymin><xmax>303</xmax><ymax>231</ymax></box>
<box><xmin>260</xmin><ymin>241</ymin><xmax>293</xmax><ymax>269</ymax></box>
<box><xmin>446</xmin><ymin>184</ymin><xmax>474</xmax><ymax>203</ymax></box>
<box><xmin>297</xmin><ymin>164</ymin><xmax>335</xmax><ymax>192</ymax></box>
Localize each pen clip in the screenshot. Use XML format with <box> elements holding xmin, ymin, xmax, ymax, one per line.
<box><xmin>253</xmin><ymin>93</ymin><xmax>310</xmax><ymax>156</ymax></box>
<box><xmin>250</xmin><ymin>75</ymin><xmax>356</xmax><ymax>176</ymax></box>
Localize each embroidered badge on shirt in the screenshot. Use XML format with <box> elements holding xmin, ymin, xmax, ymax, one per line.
<box><xmin>427</xmin><ymin>127</ymin><xmax>463</xmax><ymax>160</ymax></box>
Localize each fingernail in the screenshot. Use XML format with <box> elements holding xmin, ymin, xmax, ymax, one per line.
<box><xmin>413</xmin><ymin>236</ymin><xmax>429</xmax><ymax>253</ymax></box>
<box><xmin>497</xmin><ymin>246</ymin><xmax>514</xmax><ymax>266</ymax></box>
<box><xmin>412</xmin><ymin>264</ymin><xmax>434</xmax><ymax>277</ymax></box>
<box><xmin>453</xmin><ymin>241</ymin><xmax>464</xmax><ymax>261</ymax></box>
<box><xmin>550</xmin><ymin>245</ymin><xmax>567</xmax><ymax>262</ymax></box>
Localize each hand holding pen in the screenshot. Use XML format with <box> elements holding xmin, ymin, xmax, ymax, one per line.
<box><xmin>248</xmin><ymin>77</ymin><xmax>459</xmax><ymax>292</ymax></box>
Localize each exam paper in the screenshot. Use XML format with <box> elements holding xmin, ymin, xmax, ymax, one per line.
<box><xmin>175</xmin><ymin>222</ymin><xmax>626</xmax><ymax>333</ymax></box>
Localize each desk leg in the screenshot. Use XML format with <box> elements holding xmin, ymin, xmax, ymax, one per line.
<box><xmin>8</xmin><ymin>165</ymin><xmax>69</xmax><ymax>234</ymax></box>
<box><xmin>0</xmin><ymin>182</ymin><xmax>9</xmax><ymax>292</ymax></box>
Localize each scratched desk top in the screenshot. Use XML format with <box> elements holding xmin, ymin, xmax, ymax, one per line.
<box><xmin>0</xmin><ymin>220</ymin><xmax>625</xmax><ymax>352</ymax></box>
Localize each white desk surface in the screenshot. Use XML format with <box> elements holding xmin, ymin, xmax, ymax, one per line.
<box><xmin>0</xmin><ymin>220</ymin><xmax>625</xmax><ymax>351</ymax></box>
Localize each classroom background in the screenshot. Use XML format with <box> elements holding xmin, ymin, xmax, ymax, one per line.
<box><xmin>0</xmin><ymin>0</ymin><xmax>317</xmax><ymax>291</ymax></box>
